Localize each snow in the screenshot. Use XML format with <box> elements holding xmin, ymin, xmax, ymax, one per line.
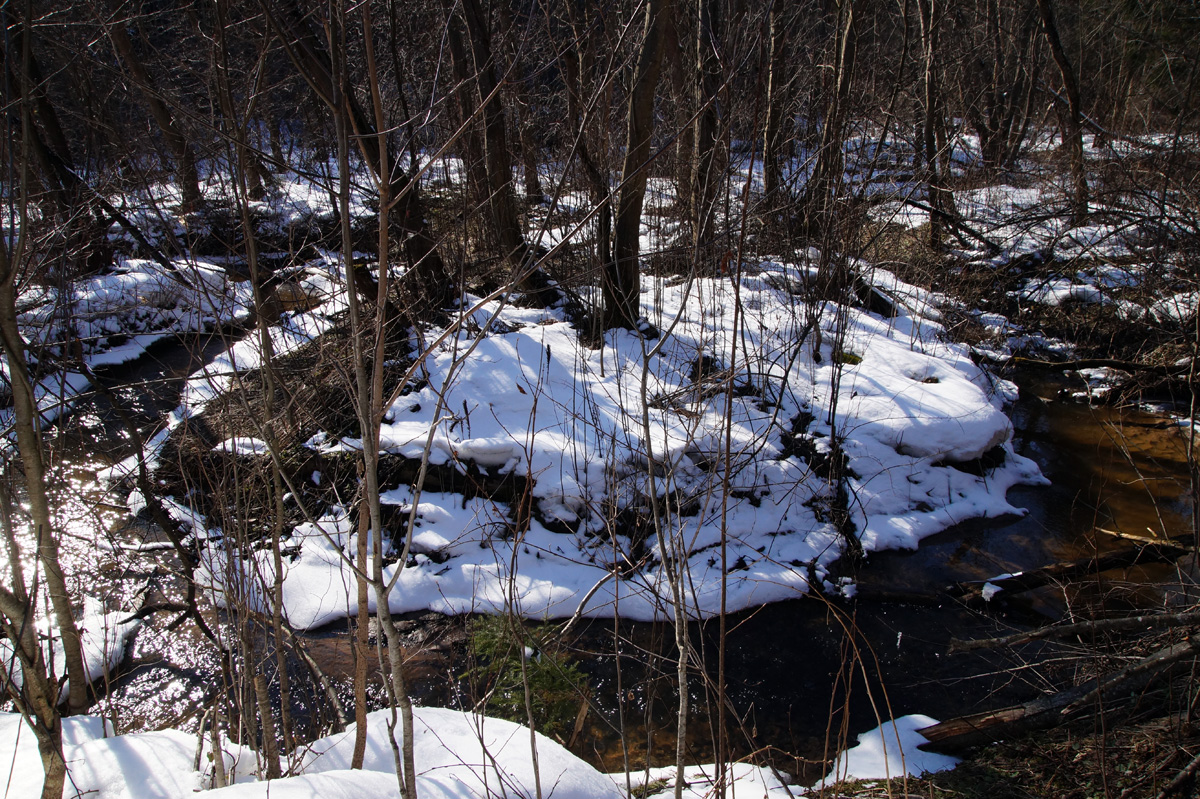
<box><xmin>215</xmin><ymin>437</ymin><xmax>270</xmax><ymax>456</ymax></box>
<box><xmin>618</xmin><ymin>761</ymin><xmax>798</xmax><ymax>799</ymax></box>
<box><xmin>63</xmin><ymin>729</ymin><xmax>201</xmax><ymax>799</ymax></box>
<box><xmin>611</xmin><ymin>715</ymin><xmax>959</xmax><ymax>797</ymax></box>
<box><xmin>188</xmin><ymin>258</ymin><xmax>1045</xmax><ymax>629</ymax></box>
<box><xmin>302</xmin><ymin>707</ymin><xmax>622</xmax><ymax>799</ymax></box>
<box><xmin>0</xmin><ymin>706</ymin><xmax>620</xmax><ymax>799</ymax></box>
<box><xmin>5</xmin><ymin>124</ymin><xmax>1194</xmax><ymax>799</ymax></box>
<box><xmin>817</xmin><ymin>715</ymin><xmax>959</xmax><ymax>787</ymax></box>
<box><xmin>0</xmin><ymin>714</ymin><xmax>110</xmax><ymax>798</ymax></box>
<box><xmin>5</xmin><ymin>707</ymin><xmax>955</xmax><ymax>798</ymax></box>
<box><xmin>203</xmin><ymin>771</ymin><xmax>401</xmax><ymax>798</ymax></box>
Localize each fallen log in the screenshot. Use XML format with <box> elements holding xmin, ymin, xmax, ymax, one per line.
<box><xmin>1010</xmin><ymin>356</ymin><xmax>1191</xmax><ymax>378</ymax></box>
<box><xmin>950</xmin><ymin>609</ymin><xmax>1200</xmax><ymax>652</ymax></box>
<box><xmin>950</xmin><ymin>542</ymin><xmax>1190</xmax><ymax>604</ymax></box>
<box><xmin>919</xmin><ymin>635</ymin><xmax>1200</xmax><ymax>754</ymax></box>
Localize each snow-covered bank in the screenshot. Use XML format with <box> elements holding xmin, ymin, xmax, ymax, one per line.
<box><xmin>190</xmin><ymin>259</ymin><xmax>1046</xmax><ymax>629</ymax></box>
<box><xmin>0</xmin><ymin>707</ymin><xmax>624</xmax><ymax>799</ymax></box>
<box><xmin>618</xmin><ymin>715</ymin><xmax>958</xmax><ymax>799</ymax></box>
<box><xmin>1</xmin><ymin>707</ymin><xmax>955</xmax><ymax>798</ymax></box>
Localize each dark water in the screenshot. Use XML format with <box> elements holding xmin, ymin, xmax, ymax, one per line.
<box><xmin>565</xmin><ymin>369</ymin><xmax>1197</xmax><ymax>776</ymax></box>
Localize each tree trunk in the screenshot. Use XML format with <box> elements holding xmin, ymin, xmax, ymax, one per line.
<box><xmin>104</xmin><ymin>4</ymin><xmax>203</xmax><ymax>212</ymax></box>
<box><xmin>691</xmin><ymin>0</ymin><xmax>722</xmax><ymax>248</ymax></box>
<box><xmin>0</xmin><ymin>582</ymin><xmax>69</xmax><ymax>799</ymax></box>
<box><xmin>0</xmin><ymin>265</ymin><xmax>89</xmax><ymax>716</ymax></box>
<box><xmin>664</xmin><ymin>17</ymin><xmax>693</xmax><ymax>212</ymax></box>
<box><xmin>561</xmin><ymin>2</ymin><xmax>612</xmax><ymax>269</ymax></box>
<box><xmin>459</xmin><ymin>0</ymin><xmax>527</xmax><ymax>268</ymax></box>
<box><xmin>801</xmin><ymin>0</ymin><xmax>857</xmax><ymax>240</ymax></box>
<box><xmin>1035</xmin><ymin>0</ymin><xmax>1088</xmax><ymax>226</ymax></box>
<box><xmin>262</xmin><ymin>0</ymin><xmax>451</xmax><ymax>308</ymax></box>
<box><xmin>918</xmin><ymin>0</ymin><xmax>949</xmax><ymax>249</ymax></box>
<box><xmin>762</xmin><ymin>5</ymin><xmax>790</xmax><ymax>210</ymax></box>
<box><xmin>445</xmin><ymin>19</ymin><xmax>488</xmax><ymax>210</ymax></box>
<box><xmin>607</xmin><ymin>0</ymin><xmax>672</xmax><ymax>330</ymax></box>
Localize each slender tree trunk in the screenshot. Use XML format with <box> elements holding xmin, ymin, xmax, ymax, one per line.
<box><xmin>608</xmin><ymin>0</ymin><xmax>672</xmax><ymax>330</ymax></box>
<box><xmin>262</xmin><ymin>0</ymin><xmax>450</xmax><ymax>308</ymax></box>
<box><xmin>561</xmin><ymin>3</ymin><xmax>612</xmax><ymax>268</ymax></box>
<box><xmin>495</xmin><ymin>2</ymin><xmax>544</xmax><ymax>202</ymax></box>
<box><xmin>445</xmin><ymin>19</ymin><xmax>488</xmax><ymax>209</ymax></box>
<box><xmin>459</xmin><ymin>0</ymin><xmax>527</xmax><ymax>268</ymax></box>
<box><xmin>691</xmin><ymin>0</ymin><xmax>722</xmax><ymax>248</ymax></box>
<box><xmin>0</xmin><ymin>263</ymin><xmax>89</xmax><ymax>717</ymax></box>
<box><xmin>215</xmin><ymin>0</ymin><xmax>296</xmax><ymax>765</ymax></box>
<box><xmin>762</xmin><ymin>5</ymin><xmax>789</xmax><ymax>210</ymax></box>
<box><xmin>103</xmin><ymin>3</ymin><xmax>202</xmax><ymax>211</ymax></box>
<box><xmin>918</xmin><ymin>0</ymin><xmax>947</xmax><ymax>248</ymax></box>
<box><xmin>665</xmin><ymin>14</ymin><xmax>693</xmax><ymax>214</ymax></box>
<box><xmin>1035</xmin><ymin>0</ymin><xmax>1088</xmax><ymax>226</ymax></box>
<box><xmin>0</xmin><ymin>436</ymin><xmax>70</xmax><ymax>799</ymax></box>
<box><xmin>518</xmin><ymin>101</ymin><xmax>543</xmax><ymax>202</ymax></box>
<box><xmin>0</xmin><ymin>585</ymin><xmax>67</xmax><ymax>799</ymax></box>
<box><xmin>802</xmin><ymin>0</ymin><xmax>857</xmax><ymax>240</ymax></box>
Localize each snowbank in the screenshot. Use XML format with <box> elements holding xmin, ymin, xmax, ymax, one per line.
<box><xmin>193</xmin><ymin>260</ymin><xmax>1045</xmax><ymax>628</ymax></box>
<box><xmin>0</xmin><ymin>706</ymin><xmax>619</xmax><ymax>799</ymax></box>
<box><xmin>0</xmin><ymin>714</ymin><xmax>110</xmax><ymax>798</ymax></box>
<box><xmin>818</xmin><ymin>714</ymin><xmax>959</xmax><ymax>787</ymax></box>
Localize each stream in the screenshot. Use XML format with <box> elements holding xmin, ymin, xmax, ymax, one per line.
<box><xmin>40</xmin><ymin>332</ymin><xmax>1198</xmax><ymax>780</ymax></box>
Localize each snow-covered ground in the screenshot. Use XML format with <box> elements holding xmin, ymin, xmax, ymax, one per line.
<box><xmin>1</xmin><ymin>706</ymin><xmax>955</xmax><ymax>798</ymax></box>
<box><xmin>176</xmin><ymin>255</ymin><xmax>1045</xmax><ymax>630</ymax></box>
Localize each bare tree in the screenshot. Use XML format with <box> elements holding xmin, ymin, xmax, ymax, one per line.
<box><xmin>262</xmin><ymin>0</ymin><xmax>452</xmax><ymax>309</ymax></box>
<box><xmin>762</xmin><ymin>2</ymin><xmax>794</xmax><ymax>211</ymax></box>
<box><xmin>0</xmin><ymin>26</ymin><xmax>90</xmax><ymax>794</ymax></box>
<box><xmin>607</xmin><ymin>0</ymin><xmax>674</xmax><ymax>330</ymax></box>
<box><xmin>102</xmin><ymin>0</ymin><xmax>203</xmax><ymax>212</ymax></box>
<box><xmin>1035</xmin><ymin>0</ymin><xmax>1088</xmax><ymax>225</ymax></box>
<box><xmin>800</xmin><ymin>0</ymin><xmax>857</xmax><ymax>240</ymax></box>
<box><xmin>690</xmin><ymin>0</ymin><xmax>723</xmax><ymax>248</ymax></box>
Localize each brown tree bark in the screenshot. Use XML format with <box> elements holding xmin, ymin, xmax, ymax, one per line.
<box><xmin>762</xmin><ymin>4</ymin><xmax>791</xmax><ymax>210</ymax></box>
<box><xmin>1035</xmin><ymin>0</ymin><xmax>1089</xmax><ymax>226</ymax></box>
<box><xmin>0</xmin><ymin>267</ymin><xmax>89</xmax><ymax>719</ymax></box>
<box><xmin>801</xmin><ymin>0</ymin><xmax>857</xmax><ymax>240</ymax></box>
<box><xmin>0</xmin><ymin>586</ymin><xmax>68</xmax><ymax>799</ymax></box>
<box><xmin>458</xmin><ymin>0</ymin><xmax>525</xmax><ymax>264</ymax></box>
<box><xmin>445</xmin><ymin>19</ymin><xmax>488</xmax><ymax>211</ymax></box>
<box><xmin>261</xmin><ymin>0</ymin><xmax>451</xmax><ymax>308</ymax></box>
<box><xmin>917</xmin><ymin>0</ymin><xmax>949</xmax><ymax>248</ymax></box>
<box><xmin>457</xmin><ymin>0</ymin><xmax>558</xmax><ymax>304</ymax></box>
<box><xmin>691</xmin><ymin>0</ymin><xmax>723</xmax><ymax>248</ymax></box>
<box><xmin>103</xmin><ymin>2</ymin><xmax>203</xmax><ymax>212</ymax></box>
<box><xmin>561</xmin><ymin>0</ymin><xmax>613</xmax><ymax>269</ymax></box>
<box><xmin>608</xmin><ymin>0</ymin><xmax>673</xmax><ymax>330</ymax></box>
<box><xmin>664</xmin><ymin>15</ymin><xmax>693</xmax><ymax>214</ymax></box>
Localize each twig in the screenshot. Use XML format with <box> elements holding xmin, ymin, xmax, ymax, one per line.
<box><xmin>1157</xmin><ymin>748</ymin><xmax>1200</xmax><ymax>799</ymax></box>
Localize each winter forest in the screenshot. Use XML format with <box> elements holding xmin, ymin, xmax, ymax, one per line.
<box><xmin>1</xmin><ymin>0</ymin><xmax>1198</xmax><ymax>797</ymax></box>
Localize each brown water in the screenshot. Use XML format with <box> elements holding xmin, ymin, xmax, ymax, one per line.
<box><xmin>564</xmin><ymin>368</ymin><xmax>1197</xmax><ymax>775</ymax></box>
<box><xmin>860</xmin><ymin>369</ymin><xmax>1195</xmax><ymax>600</ymax></box>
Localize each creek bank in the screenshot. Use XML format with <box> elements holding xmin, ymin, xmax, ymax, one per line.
<box><xmin>24</xmin><ymin>247</ymin><xmax>1197</xmax><ymax>788</ymax></box>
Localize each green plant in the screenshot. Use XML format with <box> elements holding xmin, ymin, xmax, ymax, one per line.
<box><xmin>467</xmin><ymin>615</ymin><xmax>589</xmax><ymax>743</ymax></box>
